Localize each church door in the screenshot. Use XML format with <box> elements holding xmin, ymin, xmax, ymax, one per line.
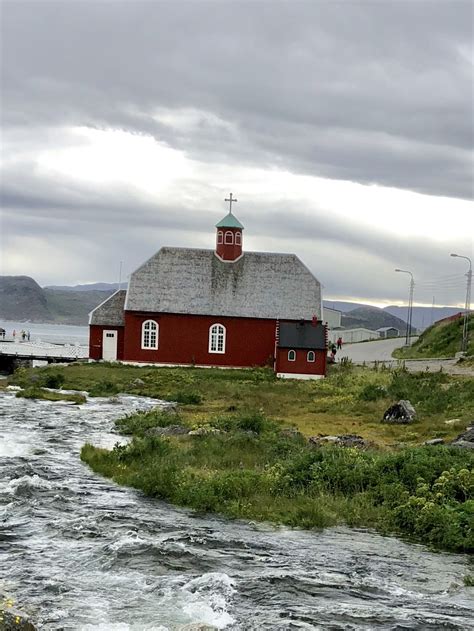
<box><xmin>102</xmin><ymin>330</ymin><xmax>118</xmax><ymax>361</ymax></box>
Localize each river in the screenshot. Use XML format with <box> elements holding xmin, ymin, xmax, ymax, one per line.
<box><xmin>0</xmin><ymin>321</ymin><xmax>88</xmax><ymax>346</ymax></box>
<box><xmin>0</xmin><ymin>390</ymin><xmax>472</xmax><ymax>630</ymax></box>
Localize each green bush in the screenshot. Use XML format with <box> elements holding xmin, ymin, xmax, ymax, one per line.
<box><xmin>358</xmin><ymin>384</ymin><xmax>388</xmax><ymax>401</ymax></box>
<box><xmin>42</xmin><ymin>372</ymin><xmax>65</xmax><ymax>389</ymax></box>
<box><xmin>168</xmin><ymin>391</ymin><xmax>202</xmax><ymax>404</ymax></box>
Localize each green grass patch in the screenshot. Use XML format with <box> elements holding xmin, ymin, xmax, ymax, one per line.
<box><xmin>81</xmin><ymin>419</ymin><xmax>474</xmax><ymax>552</ymax></box>
<box><xmin>16</xmin><ymin>387</ymin><xmax>86</xmax><ymax>405</ymax></box>
<box><xmin>10</xmin><ymin>362</ymin><xmax>474</xmax><ymax>446</ymax></box>
<box><xmin>394</xmin><ymin>314</ymin><xmax>473</xmax><ymax>359</ymax></box>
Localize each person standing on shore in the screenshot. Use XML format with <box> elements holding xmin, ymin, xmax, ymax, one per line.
<box><xmin>337</xmin><ymin>337</ymin><xmax>343</xmax><ymax>350</ymax></box>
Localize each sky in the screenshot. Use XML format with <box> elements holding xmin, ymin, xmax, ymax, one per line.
<box><xmin>1</xmin><ymin>0</ymin><xmax>473</xmax><ymax>308</ymax></box>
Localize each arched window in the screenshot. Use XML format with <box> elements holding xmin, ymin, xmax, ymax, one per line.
<box><xmin>142</xmin><ymin>320</ymin><xmax>158</xmax><ymax>349</ymax></box>
<box><xmin>217</xmin><ymin>231</ymin><xmax>223</xmax><ymax>244</ymax></box>
<box><xmin>288</xmin><ymin>350</ymin><xmax>296</xmax><ymax>362</ymax></box>
<box><xmin>209</xmin><ymin>323</ymin><xmax>226</xmax><ymax>353</ymax></box>
<box><xmin>224</xmin><ymin>231</ymin><xmax>234</xmax><ymax>245</ymax></box>
<box><xmin>235</xmin><ymin>231</ymin><xmax>241</xmax><ymax>245</ymax></box>
<box><xmin>307</xmin><ymin>351</ymin><xmax>315</xmax><ymax>363</ymax></box>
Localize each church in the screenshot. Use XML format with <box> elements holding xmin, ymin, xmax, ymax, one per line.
<box><xmin>89</xmin><ymin>196</ymin><xmax>328</xmax><ymax>379</ymax></box>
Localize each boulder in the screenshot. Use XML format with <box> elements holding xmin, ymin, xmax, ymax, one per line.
<box><xmin>308</xmin><ymin>434</ymin><xmax>369</xmax><ymax>448</ymax></box>
<box><xmin>178</xmin><ymin>624</ymin><xmax>218</xmax><ymax>631</ymax></box>
<box><xmin>130</xmin><ymin>378</ymin><xmax>145</xmax><ymax>387</ymax></box>
<box><xmin>451</xmin><ymin>426</ymin><xmax>474</xmax><ymax>449</ymax></box>
<box><xmin>146</xmin><ymin>425</ymin><xmax>189</xmax><ymax>436</ymax></box>
<box><xmin>382</xmin><ymin>400</ymin><xmax>416</xmax><ymax>424</ymax></box>
<box><xmin>188</xmin><ymin>427</ymin><xmax>223</xmax><ymax>436</ymax></box>
<box><xmin>424</xmin><ymin>438</ymin><xmax>444</xmax><ymax>446</ymax></box>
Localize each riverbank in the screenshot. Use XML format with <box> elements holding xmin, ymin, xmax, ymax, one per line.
<box><xmin>9</xmin><ymin>362</ymin><xmax>474</xmax><ymax>552</ymax></box>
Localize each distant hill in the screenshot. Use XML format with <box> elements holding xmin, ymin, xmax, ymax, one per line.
<box><xmin>324</xmin><ymin>300</ymin><xmax>461</xmax><ymax>331</ymax></box>
<box><xmin>384</xmin><ymin>305</ymin><xmax>461</xmax><ymax>331</ymax></box>
<box><xmin>340</xmin><ymin>305</ymin><xmax>416</xmax><ymax>334</ymax></box>
<box><xmin>45</xmin><ymin>282</ymin><xmax>121</xmax><ymax>292</ymax></box>
<box><xmin>0</xmin><ymin>276</ymin><xmax>53</xmax><ymax>321</ymax></box>
<box><xmin>0</xmin><ymin>276</ymin><xmax>113</xmax><ymax>325</ymax></box>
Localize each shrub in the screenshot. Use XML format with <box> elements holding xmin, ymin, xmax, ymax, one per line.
<box><xmin>88</xmin><ymin>379</ymin><xmax>122</xmax><ymax>397</ymax></box>
<box><xmin>358</xmin><ymin>384</ymin><xmax>387</xmax><ymax>401</ymax></box>
<box><xmin>168</xmin><ymin>391</ymin><xmax>202</xmax><ymax>405</ymax></box>
<box><xmin>42</xmin><ymin>372</ymin><xmax>65</xmax><ymax>389</ymax></box>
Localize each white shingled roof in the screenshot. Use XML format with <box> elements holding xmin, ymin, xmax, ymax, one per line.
<box><xmin>89</xmin><ymin>290</ymin><xmax>126</xmax><ymax>325</ymax></box>
<box><xmin>125</xmin><ymin>248</ymin><xmax>321</xmax><ymax>320</ymax></box>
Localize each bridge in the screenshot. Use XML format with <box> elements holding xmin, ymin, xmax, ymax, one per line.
<box><xmin>0</xmin><ymin>341</ymin><xmax>89</xmax><ymax>373</ymax></box>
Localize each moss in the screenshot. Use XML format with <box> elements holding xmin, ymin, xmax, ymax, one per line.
<box><xmin>15</xmin><ymin>387</ymin><xmax>86</xmax><ymax>405</ymax></box>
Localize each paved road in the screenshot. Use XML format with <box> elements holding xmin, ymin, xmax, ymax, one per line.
<box><xmin>337</xmin><ymin>338</ymin><xmax>474</xmax><ymax>376</ymax></box>
<box><xmin>338</xmin><ymin>338</ymin><xmax>409</xmax><ymax>362</ymax></box>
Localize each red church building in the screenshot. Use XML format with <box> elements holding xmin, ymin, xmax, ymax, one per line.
<box><xmin>89</xmin><ymin>199</ymin><xmax>327</xmax><ymax>379</ymax></box>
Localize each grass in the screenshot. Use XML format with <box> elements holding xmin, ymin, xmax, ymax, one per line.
<box><xmin>10</xmin><ymin>361</ymin><xmax>473</xmax><ymax>552</ymax></box>
<box><xmin>10</xmin><ymin>361</ymin><xmax>474</xmax><ymax>446</ymax></box>
<box><xmin>81</xmin><ymin>414</ymin><xmax>474</xmax><ymax>552</ymax></box>
<box><xmin>15</xmin><ymin>387</ymin><xmax>86</xmax><ymax>405</ymax></box>
<box><xmin>394</xmin><ymin>313</ymin><xmax>473</xmax><ymax>360</ymax></box>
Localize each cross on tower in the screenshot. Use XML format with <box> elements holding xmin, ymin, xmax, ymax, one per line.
<box><xmin>225</xmin><ymin>193</ymin><xmax>238</xmax><ymax>214</ymax></box>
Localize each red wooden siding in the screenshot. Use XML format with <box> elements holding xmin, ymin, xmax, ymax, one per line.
<box><xmin>122</xmin><ymin>312</ymin><xmax>276</xmax><ymax>367</ymax></box>
<box><xmin>89</xmin><ymin>325</ymin><xmax>125</xmax><ymax>360</ymax></box>
<box><xmin>215</xmin><ymin>227</ymin><xmax>242</xmax><ymax>261</ymax></box>
<box><xmin>275</xmin><ymin>348</ymin><xmax>326</xmax><ymax>376</ymax></box>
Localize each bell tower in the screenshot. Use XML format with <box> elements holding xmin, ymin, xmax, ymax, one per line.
<box><xmin>215</xmin><ymin>193</ymin><xmax>244</xmax><ymax>262</ymax></box>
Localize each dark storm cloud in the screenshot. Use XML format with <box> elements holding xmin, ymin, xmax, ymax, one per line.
<box><xmin>2</xmin><ymin>1</ymin><xmax>473</xmax><ymax>199</ymax></box>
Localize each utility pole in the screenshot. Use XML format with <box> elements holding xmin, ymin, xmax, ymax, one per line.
<box><xmin>450</xmin><ymin>253</ymin><xmax>472</xmax><ymax>353</ymax></box>
<box><xmin>395</xmin><ymin>269</ymin><xmax>415</xmax><ymax>346</ymax></box>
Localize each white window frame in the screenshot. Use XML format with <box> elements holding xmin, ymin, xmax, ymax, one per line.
<box><xmin>224</xmin><ymin>231</ymin><xmax>234</xmax><ymax>245</ymax></box>
<box><xmin>235</xmin><ymin>231</ymin><xmax>241</xmax><ymax>245</ymax></box>
<box><xmin>217</xmin><ymin>230</ymin><xmax>223</xmax><ymax>244</ymax></box>
<box><xmin>141</xmin><ymin>320</ymin><xmax>159</xmax><ymax>350</ymax></box>
<box><xmin>307</xmin><ymin>351</ymin><xmax>315</xmax><ymax>363</ymax></box>
<box><xmin>288</xmin><ymin>350</ymin><xmax>296</xmax><ymax>362</ymax></box>
<box><xmin>209</xmin><ymin>323</ymin><xmax>226</xmax><ymax>354</ymax></box>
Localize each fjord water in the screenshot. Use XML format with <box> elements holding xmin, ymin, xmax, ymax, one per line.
<box><xmin>1</xmin><ymin>391</ymin><xmax>472</xmax><ymax>630</ymax></box>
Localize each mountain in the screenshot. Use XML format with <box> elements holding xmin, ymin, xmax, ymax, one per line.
<box><xmin>45</xmin><ymin>282</ymin><xmax>121</xmax><ymax>292</ymax></box>
<box><xmin>384</xmin><ymin>305</ymin><xmax>461</xmax><ymax>331</ymax></box>
<box><xmin>324</xmin><ymin>300</ymin><xmax>461</xmax><ymax>331</ymax></box>
<box><xmin>340</xmin><ymin>306</ymin><xmax>417</xmax><ymax>334</ymax></box>
<box><xmin>0</xmin><ymin>276</ymin><xmax>113</xmax><ymax>325</ymax></box>
<box><xmin>0</xmin><ymin>276</ymin><xmax>53</xmax><ymax>321</ymax></box>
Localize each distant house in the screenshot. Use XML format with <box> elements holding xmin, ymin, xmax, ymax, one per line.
<box><xmin>89</xmin><ymin>206</ymin><xmax>328</xmax><ymax>379</ymax></box>
<box><xmin>377</xmin><ymin>326</ymin><xmax>399</xmax><ymax>338</ymax></box>
<box><xmin>322</xmin><ymin>306</ymin><xmax>342</xmax><ymax>329</ymax></box>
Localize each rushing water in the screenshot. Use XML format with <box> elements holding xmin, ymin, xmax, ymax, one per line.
<box><xmin>0</xmin><ymin>391</ymin><xmax>473</xmax><ymax>631</ymax></box>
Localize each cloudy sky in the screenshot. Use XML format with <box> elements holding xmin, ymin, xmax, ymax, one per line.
<box><xmin>1</xmin><ymin>0</ymin><xmax>473</xmax><ymax>307</ymax></box>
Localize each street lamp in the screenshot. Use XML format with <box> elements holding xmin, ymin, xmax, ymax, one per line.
<box><xmin>395</xmin><ymin>269</ymin><xmax>415</xmax><ymax>346</ymax></box>
<box><xmin>450</xmin><ymin>253</ymin><xmax>472</xmax><ymax>353</ymax></box>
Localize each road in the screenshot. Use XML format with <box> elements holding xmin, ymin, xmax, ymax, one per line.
<box><xmin>338</xmin><ymin>337</ymin><xmax>408</xmax><ymax>362</ymax></box>
<box><xmin>337</xmin><ymin>337</ymin><xmax>474</xmax><ymax>376</ymax></box>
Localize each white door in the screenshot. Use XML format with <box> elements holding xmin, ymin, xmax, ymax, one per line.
<box><xmin>102</xmin><ymin>330</ymin><xmax>118</xmax><ymax>361</ymax></box>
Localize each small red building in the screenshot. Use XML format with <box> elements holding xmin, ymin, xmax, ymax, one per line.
<box><xmin>89</xmin><ymin>203</ymin><xmax>327</xmax><ymax>378</ymax></box>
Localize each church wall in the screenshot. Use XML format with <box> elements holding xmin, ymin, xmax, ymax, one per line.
<box><xmin>275</xmin><ymin>348</ymin><xmax>326</xmax><ymax>376</ymax></box>
<box><xmin>89</xmin><ymin>325</ymin><xmax>125</xmax><ymax>360</ymax></box>
<box><xmin>122</xmin><ymin>312</ymin><xmax>276</xmax><ymax>367</ymax></box>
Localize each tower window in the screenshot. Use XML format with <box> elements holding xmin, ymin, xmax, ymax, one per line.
<box><xmin>209</xmin><ymin>323</ymin><xmax>226</xmax><ymax>353</ymax></box>
<box><xmin>235</xmin><ymin>232</ymin><xmax>241</xmax><ymax>245</ymax></box>
<box><xmin>142</xmin><ymin>320</ymin><xmax>158</xmax><ymax>349</ymax></box>
<box><xmin>307</xmin><ymin>351</ymin><xmax>315</xmax><ymax>362</ymax></box>
<box><xmin>224</xmin><ymin>231</ymin><xmax>234</xmax><ymax>245</ymax></box>
<box><xmin>288</xmin><ymin>350</ymin><xmax>296</xmax><ymax>361</ymax></box>
<box><xmin>217</xmin><ymin>231</ymin><xmax>223</xmax><ymax>244</ymax></box>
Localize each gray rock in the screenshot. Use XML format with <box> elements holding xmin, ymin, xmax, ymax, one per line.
<box><xmin>424</xmin><ymin>438</ymin><xmax>444</xmax><ymax>445</ymax></box>
<box><xmin>188</xmin><ymin>427</ymin><xmax>222</xmax><ymax>436</ymax></box>
<box><xmin>451</xmin><ymin>426</ymin><xmax>474</xmax><ymax>449</ymax></box>
<box><xmin>280</xmin><ymin>428</ymin><xmax>304</xmax><ymax>440</ymax></box>
<box><xmin>382</xmin><ymin>400</ymin><xmax>416</xmax><ymax>424</ymax></box>
<box><xmin>130</xmin><ymin>378</ymin><xmax>145</xmax><ymax>387</ymax></box>
<box><xmin>162</xmin><ymin>403</ymin><xmax>179</xmax><ymax>415</ymax></box>
<box><xmin>146</xmin><ymin>425</ymin><xmax>189</xmax><ymax>436</ymax></box>
<box><xmin>309</xmin><ymin>434</ymin><xmax>369</xmax><ymax>448</ymax></box>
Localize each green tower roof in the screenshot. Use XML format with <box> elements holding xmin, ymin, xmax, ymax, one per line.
<box><xmin>215</xmin><ymin>212</ymin><xmax>244</xmax><ymax>230</ymax></box>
